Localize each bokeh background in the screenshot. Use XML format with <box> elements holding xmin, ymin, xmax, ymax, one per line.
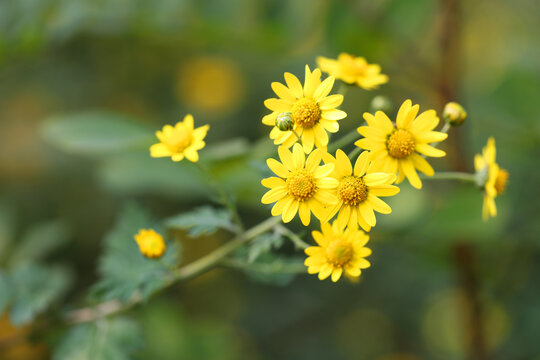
<box><xmin>1</xmin><ymin>0</ymin><xmax>539</xmax><ymax>359</ymax></box>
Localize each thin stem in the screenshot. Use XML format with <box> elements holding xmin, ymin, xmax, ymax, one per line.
<box><xmin>292</xmin><ymin>129</ymin><xmax>302</xmax><ymax>141</ymax></box>
<box><xmin>66</xmin><ymin>216</ymin><xmax>281</xmax><ymax>324</ymax></box>
<box><xmin>348</xmin><ymin>146</ymin><xmax>362</xmax><ymax>160</ymax></box>
<box><xmin>432</xmin><ymin>122</ymin><xmax>451</xmax><ymax>149</ymax></box>
<box><xmin>275</xmin><ymin>224</ymin><xmax>310</xmax><ymax>250</ymax></box>
<box><xmin>195</xmin><ymin>163</ymin><xmax>244</xmax><ymax>233</ymax></box>
<box><xmin>338</xmin><ymin>82</ymin><xmax>349</xmax><ymax>96</ymax></box>
<box><xmin>420</xmin><ymin>171</ymin><xmax>476</xmax><ymax>182</ymax></box>
<box><xmin>328</xmin><ymin>129</ymin><xmax>361</xmax><ymax>153</ymax></box>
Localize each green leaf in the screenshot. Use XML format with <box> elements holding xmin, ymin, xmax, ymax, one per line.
<box><xmin>8</xmin><ymin>220</ymin><xmax>69</xmax><ymax>266</ymax></box>
<box><xmin>164</xmin><ymin>206</ymin><xmax>236</xmax><ymax>236</ymax></box>
<box><xmin>92</xmin><ymin>203</ymin><xmax>180</xmax><ymax>302</ymax></box>
<box><xmin>0</xmin><ymin>200</ymin><xmax>16</xmax><ymax>263</ymax></box>
<box><xmin>247</xmin><ymin>232</ymin><xmax>284</xmax><ymax>263</ymax></box>
<box><xmin>242</xmin><ymin>254</ymin><xmax>305</xmax><ymax>286</ymax></box>
<box><xmin>8</xmin><ymin>264</ymin><xmax>71</xmax><ymax>326</ymax></box>
<box><xmin>41</xmin><ymin>111</ymin><xmax>153</xmax><ymax>156</ymax></box>
<box><xmin>53</xmin><ymin>317</ymin><xmax>142</xmax><ymax>360</ymax></box>
<box><xmin>0</xmin><ymin>270</ymin><xmax>11</xmax><ymax>315</ymax></box>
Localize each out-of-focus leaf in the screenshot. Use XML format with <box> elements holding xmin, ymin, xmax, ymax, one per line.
<box><xmin>247</xmin><ymin>232</ymin><xmax>284</xmax><ymax>263</ymax></box>
<box><xmin>8</xmin><ymin>264</ymin><xmax>71</xmax><ymax>326</ymax></box>
<box><xmin>0</xmin><ymin>201</ymin><xmax>16</xmax><ymax>262</ymax></box>
<box><xmin>8</xmin><ymin>220</ymin><xmax>69</xmax><ymax>266</ymax></box>
<box><xmin>41</xmin><ymin>111</ymin><xmax>153</xmax><ymax>156</ymax></box>
<box><xmin>234</xmin><ymin>254</ymin><xmax>305</xmax><ymax>286</ymax></box>
<box><xmin>0</xmin><ymin>270</ymin><xmax>11</xmax><ymax>314</ymax></box>
<box><xmin>164</xmin><ymin>206</ymin><xmax>236</xmax><ymax>236</ymax></box>
<box><xmin>204</xmin><ymin>138</ymin><xmax>250</xmax><ymax>161</ymax></box>
<box><xmin>92</xmin><ymin>203</ymin><xmax>180</xmax><ymax>302</ymax></box>
<box><xmin>53</xmin><ymin>317</ymin><xmax>142</xmax><ymax>360</ymax></box>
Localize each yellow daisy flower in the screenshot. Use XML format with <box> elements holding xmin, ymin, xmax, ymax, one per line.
<box><xmin>316</xmin><ymin>53</ymin><xmax>388</xmax><ymax>90</ymax></box>
<box><xmin>261</xmin><ymin>143</ymin><xmax>339</xmax><ymax>225</ymax></box>
<box><xmin>355</xmin><ymin>99</ymin><xmax>447</xmax><ymax>189</ymax></box>
<box><xmin>474</xmin><ymin>137</ymin><xmax>509</xmax><ymax>220</ymax></box>
<box><xmin>324</xmin><ymin>150</ymin><xmax>400</xmax><ymax>232</ymax></box>
<box><xmin>134</xmin><ymin>229</ymin><xmax>166</xmax><ymax>259</ymax></box>
<box><xmin>262</xmin><ymin>65</ymin><xmax>347</xmax><ymax>153</ymax></box>
<box><xmin>304</xmin><ymin>221</ymin><xmax>371</xmax><ymax>282</ymax></box>
<box><xmin>150</xmin><ymin>114</ymin><xmax>209</xmax><ymax>162</ymax></box>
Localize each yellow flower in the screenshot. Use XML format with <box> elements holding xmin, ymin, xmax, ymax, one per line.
<box><xmin>355</xmin><ymin>99</ymin><xmax>447</xmax><ymax>189</ymax></box>
<box><xmin>316</xmin><ymin>53</ymin><xmax>388</xmax><ymax>90</ymax></box>
<box><xmin>304</xmin><ymin>221</ymin><xmax>371</xmax><ymax>282</ymax></box>
<box><xmin>262</xmin><ymin>65</ymin><xmax>347</xmax><ymax>153</ymax></box>
<box><xmin>261</xmin><ymin>143</ymin><xmax>339</xmax><ymax>225</ymax></box>
<box><xmin>150</xmin><ymin>114</ymin><xmax>209</xmax><ymax>162</ymax></box>
<box><xmin>474</xmin><ymin>137</ymin><xmax>508</xmax><ymax>220</ymax></box>
<box><xmin>324</xmin><ymin>150</ymin><xmax>400</xmax><ymax>232</ymax></box>
<box><xmin>134</xmin><ymin>229</ymin><xmax>166</xmax><ymax>259</ymax></box>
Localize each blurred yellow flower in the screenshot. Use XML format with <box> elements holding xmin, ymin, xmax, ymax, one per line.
<box><xmin>150</xmin><ymin>114</ymin><xmax>209</xmax><ymax>162</ymax></box>
<box><xmin>261</xmin><ymin>143</ymin><xmax>339</xmax><ymax>225</ymax></box>
<box><xmin>176</xmin><ymin>56</ymin><xmax>245</xmax><ymax>115</ymax></box>
<box><xmin>134</xmin><ymin>229</ymin><xmax>166</xmax><ymax>259</ymax></box>
<box><xmin>355</xmin><ymin>99</ymin><xmax>447</xmax><ymax>189</ymax></box>
<box><xmin>317</xmin><ymin>53</ymin><xmax>388</xmax><ymax>90</ymax></box>
<box><xmin>324</xmin><ymin>150</ymin><xmax>399</xmax><ymax>232</ymax></box>
<box><xmin>474</xmin><ymin>137</ymin><xmax>508</xmax><ymax>220</ymax></box>
<box><xmin>304</xmin><ymin>221</ymin><xmax>371</xmax><ymax>282</ymax></box>
<box><xmin>262</xmin><ymin>65</ymin><xmax>346</xmax><ymax>153</ymax></box>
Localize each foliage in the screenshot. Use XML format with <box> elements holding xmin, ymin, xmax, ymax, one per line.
<box><xmin>91</xmin><ymin>204</ymin><xmax>180</xmax><ymax>302</ymax></box>
<box><xmin>164</xmin><ymin>206</ymin><xmax>236</xmax><ymax>236</ymax></box>
<box><xmin>53</xmin><ymin>317</ymin><xmax>142</xmax><ymax>360</ymax></box>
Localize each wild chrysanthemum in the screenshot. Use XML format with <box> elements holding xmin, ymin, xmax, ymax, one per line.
<box><xmin>474</xmin><ymin>137</ymin><xmax>508</xmax><ymax>220</ymax></box>
<box><xmin>355</xmin><ymin>99</ymin><xmax>447</xmax><ymax>189</ymax></box>
<box><xmin>316</xmin><ymin>53</ymin><xmax>388</xmax><ymax>90</ymax></box>
<box><xmin>262</xmin><ymin>65</ymin><xmax>346</xmax><ymax>153</ymax></box>
<box><xmin>134</xmin><ymin>229</ymin><xmax>166</xmax><ymax>259</ymax></box>
<box><xmin>304</xmin><ymin>221</ymin><xmax>371</xmax><ymax>282</ymax></box>
<box><xmin>150</xmin><ymin>114</ymin><xmax>209</xmax><ymax>162</ymax></box>
<box><xmin>324</xmin><ymin>150</ymin><xmax>399</xmax><ymax>232</ymax></box>
<box><xmin>261</xmin><ymin>143</ymin><xmax>339</xmax><ymax>225</ymax></box>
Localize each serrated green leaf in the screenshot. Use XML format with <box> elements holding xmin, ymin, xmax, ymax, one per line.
<box><xmin>8</xmin><ymin>264</ymin><xmax>71</xmax><ymax>326</ymax></box>
<box><xmin>247</xmin><ymin>232</ymin><xmax>284</xmax><ymax>263</ymax></box>
<box><xmin>8</xmin><ymin>220</ymin><xmax>69</xmax><ymax>266</ymax></box>
<box><xmin>53</xmin><ymin>317</ymin><xmax>142</xmax><ymax>360</ymax></box>
<box><xmin>41</xmin><ymin>111</ymin><xmax>153</xmax><ymax>156</ymax></box>
<box><xmin>92</xmin><ymin>204</ymin><xmax>180</xmax><ymax>302</ymax></box>
<box><xmin>164</xmin><ymin>206</ymin><xmax>236</xmax><ymax>236</ymax></box>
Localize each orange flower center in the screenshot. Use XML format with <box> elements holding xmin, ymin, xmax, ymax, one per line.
<box><xmin>166</xmin><ymin>129</ymin><xmax>193</xmax><ymax>153</ymax></box>
<box><xmin>292</xmin><ymin>98</ymin><xmax>320</xmax><ymax>128</ymax></box>
<box><xmin>387</xmin><ymin>129</ymin><xmax>415</xmax><ymax>158</ymax></box>
<box><xmin>287</xmin><ymin>169</ymin><xmax>317</xmax><ymax>201</ymax></box>
<box><xmin>494</xmin><ymin>169</ymin><xmax>509</xmax><ymax>194</ymax></box>
<box><xmin>337</xmin><ymin>176</ymin><xmax>368</xmax><ymax>205</ymax></box>
<box><xmin>326</xmin><ymin>239</ymin><xmax>353</xmax><ymax>267</ymax></box>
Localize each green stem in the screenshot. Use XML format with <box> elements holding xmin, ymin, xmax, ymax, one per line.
<box><xmin>432</xmin><ymin>122</ymin><xmax>451</xmax><ymax>149</ymax></box>
<box><xmin>328</xmin><ymin>129</ymin><xmax>361</xmax><ymax>153</ymax></box>
<box><xmin>420</xmin><ymin>171</ymin><xmax>476</xmax><ymax>182</ymax></box>
<box><xmin>65</xmin><ymin>216</ymin><xmax>282</xmax><ymax>324</ymax></box>
<box><xmin>195</xmin><ymin>163</ymin><xmax>244</xmax><ymax>233</ymax></box>
<box><xmin>275</xmin><ymin>224</ymin><xmax>310</xmax><ymax>250</ymax></box>
<box><xmin>348</xmin><ymin>147</ymin><xmax>362</xmax><ymax>160</ymax></box>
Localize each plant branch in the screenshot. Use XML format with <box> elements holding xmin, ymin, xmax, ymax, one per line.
<box><xmin>420</xmin><ymin>171</ymin><xmax>476</xmax><ymax>182</ymax></box>
<box><xmin>328</xmin><ymin>129</ymin><xmax>361</xmax><ymax>153</ymax></box>
<box><xmin>275</xmin><ymin>224</ymin><xmax>310</xmax><ymax>250</ymax></box>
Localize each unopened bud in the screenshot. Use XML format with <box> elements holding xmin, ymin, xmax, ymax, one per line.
<box><xmin>369</xmin><ymin>95</ymin><xmax>393</xmax><ymax>114</ymax></box>
<box><xmin>443</xmin><ymin>102</ymin><xmax>467</xmax><ymax>126</ymax></box>
<box><xmin>275</xmin><ymin>112</ymin><xmax>294</xmax><ymax>131</ymax></box>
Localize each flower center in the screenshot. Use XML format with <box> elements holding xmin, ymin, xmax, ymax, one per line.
<box><xmin>494</xmin><ymin>169</ymin><xmax>509</xmax><ymax>195</ymax></box>
<box><xmin>337</xmin><ymin>176</ymin><xmax>368</xmax><ymax>205</ymax></box>
<box><xmin>326</xmin><ymin>239</ymin><xmax>353</xmax><ymax>267</ymax></box>
<box><xmin>387</xmin><ymin>129</ymin><xmax>415</xmax><ymax>158</ymax></box>
<box><xmin>287</xmin><ymin>169</ymin><xmax>317</xmax><ymax>201</ymax></box>
<box><xmin>292</xmin><ymin>98</ymin><xmax>321</xmax><ymax>128</ymax></box>
<box><xmin>343</xmin><ymin>57</ymin><xmax>367</xmax><ymax>77</ymax></box>
<box><xmin>166</xmin><ymin>129</ymin><xmax>193</xmax><ymax>152</ymax></box>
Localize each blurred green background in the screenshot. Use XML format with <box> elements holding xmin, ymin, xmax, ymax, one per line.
<box><xmin>1</xmin><ymin>0</ymin><xmax>539</xmax><ymax>359</ymax></box>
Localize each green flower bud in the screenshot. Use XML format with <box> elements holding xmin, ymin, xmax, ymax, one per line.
<box><xmin>443</xmin><ymin>102</ymin><xmax>467</xmax><ymax>126</ymax></box>
<box><xmin>369</xmin><ymin>95</ymin><xmax>393</xmax><ymax>114</ymax></box>
<box><xmin>275</xmin><ymin>112</ymin><xmax>294</xmax><ymax>131</ymax></box>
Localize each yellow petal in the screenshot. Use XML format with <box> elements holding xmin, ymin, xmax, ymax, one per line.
<box><xmin>369</xmin><ymin>185</ymin><xmax>400</xmax><ymax>197</ymax></box>
<box><xmin>353</xmin><ymin>151</ymin><xmax>370</xmax><ymax>177</ymax></box>
<box><xmin>264</xmin><ymin>98</ymin><xmax>292</xmax><ymax>112</ymax></box>
<box><xmin>292</xmin><ymin>143</ymin><xmax>306</xmax><ymax>169</ymax></box>
<box><xmin>184</xmin><ymin>147</ymin><xmax>199</xmax><ymax>162</ymax></box>
<box><xmin>313</xmin><ymin>76</ymin><xmax>335</xmax><ymax>102</ymax></box>
<box><xmin>331</xmin><ymin>268</ymin><xmax>343</xmax><ymax>282</ymax></box>
<box><xmin>261</xmin><ymin>186</ymin><xmax>287</xmax><ymax>204</ymax></box>
<box><xmin>271</xmin><ymin>82</ymin><xmax>297</xmax><ymax>102</ymax></box>
<box><xmin>363</xmin><ymin>173</ymin><xmax>395</xmax><ymax>187</ymax></box>
<box><xmin>261</xmin><ymin>177</ymin><xmax>286</xmax><ymax>188</ymax></box>
<box><xmin>284</xmin><ymin>72</ymin><xmax>304</xmax><ymax>98</ymax></box>
<box><xmin>321</xmin><ymin>109</ymin><xmax>347</xmax><ymax>121</ymax></box>
<box><xmin>267</xmin><ymin>158</ymin><xmax>290</xmax><ymax>178</ymax></box>
<box><xmin>411</xmin><ymin>153</ymin><xmax>434</xmax><ymax>176</ymax></box>
<box><xmin>415</xmin><ymin>143</ymin><xmax>446</xmax><ymax>158</ymax></box>
<box><xmin>282</xmin><ymin>200</ymin><xmax>299</xmax><ymax>223</ymax></box>
<box><xmin>150</xmin><ymin>143</ymin><xmax>172</xmax><ymax>157</ymax></box>
<box><xmin>368</xmin><ymin>194</ymin><xmax>392</xmax><ymax>214</ymax></box>
<box><xmin>299</xmin><ymin>202</ymin><xmax>311</xmax><ymax>226</ymax></box>
<box><xmin>278</xmin><ymin>146</ymin><xmax>295</xmax><ymax>171</ymax></box>
<box><xmin>318</xmin><ymin>94</ymin><xmax>343</xmax><ymax>110</ymax></box>
<box><xmin>400</xmin><ymin>158</ymin><xmax>422</xmax><ymax>189</ymax></box>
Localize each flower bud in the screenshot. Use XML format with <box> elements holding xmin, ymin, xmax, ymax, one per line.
<box><xmin>443</xmin><ymin>102</ymin><xmax>467</xmax><ymax>126</ymax></box>
<box><xmin>275</xmin><ymin>112</ymin><xmax>294</xmax><ymax>131</ymax></box>
<box><xmin>369</xmin><ymin>95</ymin><xmax>393</xmax><ymax>114</ymax></box>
